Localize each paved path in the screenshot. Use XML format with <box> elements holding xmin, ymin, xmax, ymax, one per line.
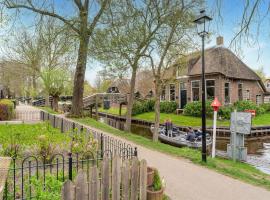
<box><xmin>74</xmin><ymin>120</ymin><xmax>270</xmax><ymax>200</ymax></box>
<box><xmin>19</xmin><ymin>105</ymin><xmax>270</xmax><ymax>200</ymax></box>
<box><xmin>15</xmin><ymin>104</ymin><xmax>40</xmax><ymax>122</ymax></box>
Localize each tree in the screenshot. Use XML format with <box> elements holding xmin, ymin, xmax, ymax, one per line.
<box><xmin>3</xmin><ymin>0</ymin><xmax>110</xmax><ymax>116</ymax></box>
<box><xmin>91</xmin><ymin>0</ymin><xmax>178</xmax><ymax>131</ymax></box>
<box><xmin>2</xmin><ymin>17</ymin><xmax>75</xmax><ymax>98</ymax></box>
<box><xmin>40</xmin><ymin>67</ymin><xmax>72</xmax><ymax>111</ymax></box>
<box><xmin>145</xmin><ymin>1</ymin><xmax>198</xmax><ymax>141</ymax></box>
<box><xmin>255</xmin><ymin>66</ymin><xmax>267</xmax><ymax>82</ymax></box>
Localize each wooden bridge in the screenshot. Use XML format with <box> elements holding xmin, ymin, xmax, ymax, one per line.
<box><xmin>83</xmin><ymin>93</ymin><xmax>127</xmax><ymax>108</ymax></box>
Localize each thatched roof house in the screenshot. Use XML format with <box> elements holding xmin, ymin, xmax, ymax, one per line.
<box><xmin>161</xmin><ymin>36</ymin><xmax>267</xmax><ymax>108</ymax></box>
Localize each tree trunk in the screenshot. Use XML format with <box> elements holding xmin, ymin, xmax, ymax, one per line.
<box><xmin>153</xmin><ymin>79</ymin><xmax>161</xmax><ymax>142</ymax></box>
<box><xmin>52</xmin><ymin>95</ymin><xmax>59</xmax><ymax>111</ymax></box>
<box><xmin>70</xmin><ymin>32</ymin><xmax>90</xmax><ymax>116</ymax></box>
<box><xmin>125</xmin><ymin>67</ymin><xmax>137</xmax><ymax>132</ymax></box>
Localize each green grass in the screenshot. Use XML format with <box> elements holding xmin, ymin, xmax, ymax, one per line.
<box><xmin>38</xmin><ymin>106</ymin><xmax>60</xmax><ymax>114</ymax></box>
<box><xmin>99</xmin><ymin>107</ymin><xmax>127</xmax><ymax>115</ymax></box>
<box><xmin>100</xmin><ymin>107</ymin><xmax>270</xmax><ymax>127</ymax></box>
<box><xmin>0</xmin><ymin>122</ymin><xmax>71</xmax><ymax>156</ymax></box>
<box><xmin>74</xmin><ymin>117</ymin><xmax>270</xmax><ymax>190</ymax></box>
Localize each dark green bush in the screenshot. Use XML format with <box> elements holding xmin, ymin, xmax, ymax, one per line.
<box><xmin>0</xmin><ymin>99</ymin><xmax>15</xmax><ymax>121</ymax></box>
<box><xmin>153</xmin><ymin>170</ymin><xmax>162</xmax><ymax>191</ymax></box>
<box><xmin>260</xmin><ymin>103</ymin><xmax>270</xmax><ymax>112</ymax></box>
<box><xmin>160</xmin><ymin>101</ymin><xmax>178</xmax><ymax>113</ymax></box>
<box><xmin>132</xmin><ymin>99</ymin><xmax>177</xmax><ymax>115</ymax></box>
<box><xmin>234</xmin><ymin>100</ymin><xmax>265</xmax><ymax>115</ymax></box>
<box><xmin>183</xmin><ymin>101</ymin><xmax>213</xmax><ymax>117</ymax></box>
<box><xmin>218</xmin><ymin>106</ymin><xmax>234</xmax><ymax>120</ymax></box>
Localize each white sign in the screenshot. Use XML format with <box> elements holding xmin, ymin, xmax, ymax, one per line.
<box><xmin>230</xmin><ymin>112</ymin><xmax>252</xmax><ymax>135</ymax></box>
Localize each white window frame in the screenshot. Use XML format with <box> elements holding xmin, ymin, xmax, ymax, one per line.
<box><xmin>238</xmin><ymin>83</ymin><xmax>243</xmax><ymax>101</ymax></box>
<box><xmin>224</xmin><ymin>82</ymin><xmax>231</xmax><ymax>104</ymax></box>
<box><xmin>245</xmin><ymin>89</ymin><xmax>251</xmax><ymax>101</ymax></box>
<box><xmin>191</xmin><ymin>80</ymin><xmax>200</xmax><ymax>102</ymax></box>
<box><xmin>206</xmin><ymin>79</ymin><xmax>215</xmax><ymax>100</ymax></box>
<box><xmin>160</xmin><ymin>85</ymin><xmax>166</xmax><ymax>101</ymax></box>
<box><xmin>169</xmin><ymin>83</ymin><xmax>176</xmax><ymax>102</ymax></box>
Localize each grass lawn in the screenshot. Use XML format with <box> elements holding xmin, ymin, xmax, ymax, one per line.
<box><xmin>0</xmin><ymin>122</ymin><xmax>70</xmax><ymax>156</ymax></box>
<box><xmin>99</xmin><ymin>107</ymin><xmax>270</xmax><ymax>127</ymax></box>
<box><xmin>74</xmin><ymin>117</ymin><xmax>270</xmax><ymax>190</ymax></box>
<box><xmin>38</xmin><ymin>106</ymin><xmax>60</xmax><ymax>114</ymax></box>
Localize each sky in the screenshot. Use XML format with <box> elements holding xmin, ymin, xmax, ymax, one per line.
<box><xmin>85</xmin><ymin>0</ymin><xmax>270</xmax><ymax>85</ymax></box>
<box><xmin>1</xmin><ymin>0</ymin><xmax>270</xmax><ymax>85</ymax></box>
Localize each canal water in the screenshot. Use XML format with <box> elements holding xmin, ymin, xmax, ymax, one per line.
<box><xmin>100</xmin><ymin>117</ymin><xmax>270</xmax><ymax>174</ymax></box>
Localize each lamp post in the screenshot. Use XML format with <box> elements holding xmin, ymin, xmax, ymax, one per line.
<box><xmin>193</xmin><ymin>10</ymin><xmax>212</xmax><ymax>162</ymax></box>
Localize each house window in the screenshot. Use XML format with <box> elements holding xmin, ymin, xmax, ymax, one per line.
<box><xmin>245</xmin><ymin>89</ymin><xmax>250</xmax><ymax>101</ymax></box>
<box><xmin>160</xmin><ymin>85</ymin><xmax>166</xmax><ymax>101</ymax></box>
<box><xmin>169</xmin><ymin>84</ymin><xmax>175</xmax><ymax>101</ymax></box>
<box><xmin>206</xmin><ymin>80</ymin><xmax>215</xmax><ymax>100</ymax></box>
<box><xmin>256</xmin><ymin>95</ymin><xmax>262</xmax><ymax>105</ymax></box>
<box><xmin>267</xmin><ymin>82</ymin><xmax>270</xmax><ymax>88</ymax></box>
<box><xmin>238</xmin><ymin>83</ymin><xmax>243</xmax><ymax>101</ymax></box>
<box><xmin>192</xmin><ymin>81</ymin><xmax>200</xmax><ymax>101</ymax></box>
<box><xmin>224</xmin><ymin>83</ymin><xmax>230</xmax><ymax>104</ymax></box>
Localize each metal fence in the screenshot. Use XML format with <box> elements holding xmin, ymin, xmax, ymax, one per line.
<box><xmin>2</xmin><ymin>111</ymin><xmax>137</xmax><ymax>200</ymax></box>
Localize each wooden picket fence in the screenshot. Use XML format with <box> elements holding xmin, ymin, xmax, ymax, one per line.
<box><xmin>61</xmin><ymin>155</ymin><xmax>147</xmax><ymax>200</ymax></box>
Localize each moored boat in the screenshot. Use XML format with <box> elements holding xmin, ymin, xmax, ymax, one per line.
<box><xmin>150</xmin><ymin>125</ymin><xmax>212</xmax><ymax>148</ymax></box>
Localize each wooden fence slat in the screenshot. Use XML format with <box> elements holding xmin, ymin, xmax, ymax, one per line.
<box><xmin>139</xmin><ymin>160</ymin><xmax>147</xmax><ymax>200</ymax></box>
<box><xmin>130</xmin><ymin>158</ymin><xmax>139</xmax><ymax>200</ymax></box>
<box><xmin>121</xmin><ymin>160</ymin><xmax>130</xmax><ymax>200</ymax></box>
<box><xmin>112</xmin><ymin>155</ymin><xmax>121</xmax><ymax>200</ymax></box>
<box><xmin>61</xmin><ymin>180</ymin><xmax>75</xmax><ymax>200</ymax></box>
<box><xmin>75</xmin><ymin>171</ymin><xmax>88</xmax><ymax>200</ymax></box>
<box><xmin>101</xmin><ymin>156</ymin><xmax>110</xmax><ymax>200</ymax></box>
<box><xmin>88</xmin><ymin>166</ymin><xmax>99</xmax><ymax>200</ymax></box>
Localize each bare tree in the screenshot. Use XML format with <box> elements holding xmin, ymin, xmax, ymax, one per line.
<box><xmin>145</xmin><ymin>1</ymin><xmax>198</xmax><ymax>141</ymax></box>
<box><xmin>3</xmin><ymin>0</ymin><xmax>110</xmax><ymax>116</ymax></box>
<box><xmin>92</xmin><ymin>0</ymin><xmax>180</xmax><ymax>131</ymax></box>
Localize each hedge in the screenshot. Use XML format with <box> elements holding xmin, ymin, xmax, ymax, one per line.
<box><xmin>0</xmin><ymin>99</ymin><xmax>15</xmax><ymax>121</ymax></box>
<box><xmin>183</xmin><ymin>100</ymin><xmax>267</xmax><ymax>119</ymax></box>
<box><xmin>132</xmin><ymin>100</ymin><xmax>177</xmax><ymax>115</ymax></box>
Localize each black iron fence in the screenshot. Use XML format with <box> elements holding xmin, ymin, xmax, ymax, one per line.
<box><xmin>2</xmin><ymin>111</ymin><xmax>137</xmax><ymax>200</ymax></box>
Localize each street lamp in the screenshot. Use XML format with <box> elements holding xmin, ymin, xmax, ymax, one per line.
<box><xmin>193</xmin><ymin>10</ymin><xmax>212</xmax><ymax>162</ymax></box>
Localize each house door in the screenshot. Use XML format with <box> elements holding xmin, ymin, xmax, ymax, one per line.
<box><xmin>179</xmin><ymin>82</ymin><xmax>187</xmax><ymax>109</ymax></box>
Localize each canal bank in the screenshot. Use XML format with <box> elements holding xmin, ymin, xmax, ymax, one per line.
<box><xmin>96</xmin><ymin>111</ymin><xmax>270</xmax><ymax>174</ymax></box>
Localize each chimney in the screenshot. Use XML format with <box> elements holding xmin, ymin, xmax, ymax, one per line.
<box><xmin>216</xmin><ymin>36</ymin><xmax>224</xmax><ymax>46</ymax></box>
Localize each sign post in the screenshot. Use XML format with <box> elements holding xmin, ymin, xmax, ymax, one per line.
<box><xmin>227</xmin><ymin>111</ymin><xmax>252</xmax><ymax>161</ymax></box>
<box><xmin>211</xmin><ymin>97</ymin><xmax>221</xmax><ymax>158</ymax></box>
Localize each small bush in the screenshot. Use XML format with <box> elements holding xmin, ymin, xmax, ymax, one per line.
<box><xmin>261</xmin><ymin>103</ymin><xmax>270</xmax><ymax>112</ymax></box>
<box><xmin>234</xmin><ymin>100</ymin><xmax>265</xmax><ymax>115</ymax></box>
<box><xmin>183</xmin><ymin>101</ymin><xmax>213</xmax><ymax>117</ymax></box>
<box><xmin>0</xmin><ymin>99</ymin><xmax>15</xmax><ymax>120</ymax></box>
<box><xmin>132</xmin><ymin>99</ymin><xmax>156</xmax><ymax>115</ymax></box>
<box><xmin>153</xmin><ymin>170</ymin><xmax>162</xmax><ymax>191</ymax></box>
<box><xmin>218</xmin><ymin>106</ymin><xmax>234</xmax><ymax>120</ymax></box>
<box><xmin>160</xmin><ymin>101</ymin><xmax>178</xmax><ymax>113</ymax></box>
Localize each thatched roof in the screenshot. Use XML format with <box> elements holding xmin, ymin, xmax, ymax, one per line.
<box><xmin>188</xmin><ymin>46</ymin><xmax>261</xmax><ymax>81</ymax></box>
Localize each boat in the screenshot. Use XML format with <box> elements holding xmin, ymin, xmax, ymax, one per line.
<box><xmin>150</xmin><ymin>125</ymin><xmax>212</xmax><ymax>148</ymax></box>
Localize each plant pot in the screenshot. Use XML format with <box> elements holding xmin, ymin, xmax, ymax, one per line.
<box><xmin>147</xmin><ymin>187</ymin><xmax>164</xmax><ymax>200</ymax></box>
<box><xmin>147</xmin><ymin>167</ymin><xmax>156</xmax><ymax>187</ymax></box>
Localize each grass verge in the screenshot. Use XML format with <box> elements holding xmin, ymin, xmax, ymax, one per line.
<box><xmin>74</xmin><ymin>117</ymin><xmax>270</xmax><ymax>190</ymax></box>
<box><xmin>38</xmin><ymin>106</ymin><xmax>60</xmax><ymax>114</ymax></box>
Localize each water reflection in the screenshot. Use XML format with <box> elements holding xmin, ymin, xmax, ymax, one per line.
<box><xmin>247</xmin><ymin>143</ymin><xmax>270</xmax><ymax>175</ymax></box>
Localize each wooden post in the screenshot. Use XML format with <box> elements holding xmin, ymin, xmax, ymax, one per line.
<box><xmin>90</xmin><ymin>106</ymin><xmax>93</xmax><ymax>118</ymax></box>
<box><xmin>119</xmin><ymin>103</ymin><xmax>122</xmax><ymax>116</ymax></box>
<box><xmin>95</xmin><ymin>95</ymin><xmax>99</xmax><ymax>120</ymax></box>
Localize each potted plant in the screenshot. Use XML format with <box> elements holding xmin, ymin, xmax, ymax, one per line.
<box><xmin>147</xmin><ymin>170</ymin><xmax>164</xmax><ymax>200</ymax></box>
<box><xmin>147</xmin><ymin>166</ymin><xmax>156</xmax><ymax>186</ymax></box>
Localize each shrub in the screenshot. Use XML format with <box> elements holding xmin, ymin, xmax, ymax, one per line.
<box><xmin>160</xmin><ymin>101</ymin><xmax>178</xmax><ymax>113</ymax></box>
<box><xmin>132</xmin><ymin>99</ymin><xmax>156</xmax><ymax>115</ymax></box>
<box><xmin>0</xmin><ymin>99</ymin><xmax>15</xmax><ymax>120</ymax></box>
<box><xmin>183</xmin><ymin>101</ymin><xmax>213</xmax><ymax>117</ymax></box>
<box><xmin>234</xmin><ymin>100</ymin><xmax>265</xmax><ymax>115</ymax></box>
<box><xmin>261</xmin><ymin>103</ymin><xmax>270</xmax><ymax>112</ymax></box>
<box><xmin>153</xmin><ymin>170</ymin><xmax>162</xmax><ymax>191</ymax></box>
<box><xmin>218</xmin><ymin>106</ymin><xmax>234</xmax><ymax>120</ymax></box>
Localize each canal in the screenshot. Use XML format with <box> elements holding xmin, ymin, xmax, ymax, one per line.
<box><xmin>99</xmin><ymin>116</ymin><xmax>270</xmax><ymax>174</ymax></box>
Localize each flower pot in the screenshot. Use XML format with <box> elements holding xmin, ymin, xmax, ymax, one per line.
<box><xmin>147</xmin><ymin>187</ymin><xmax>164</xmax><ymax>200</ymax></box>
<box><xmin>147</xmin><ymin>167</ymin><xmax>156</xmax><ymax>187</ymax></box>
